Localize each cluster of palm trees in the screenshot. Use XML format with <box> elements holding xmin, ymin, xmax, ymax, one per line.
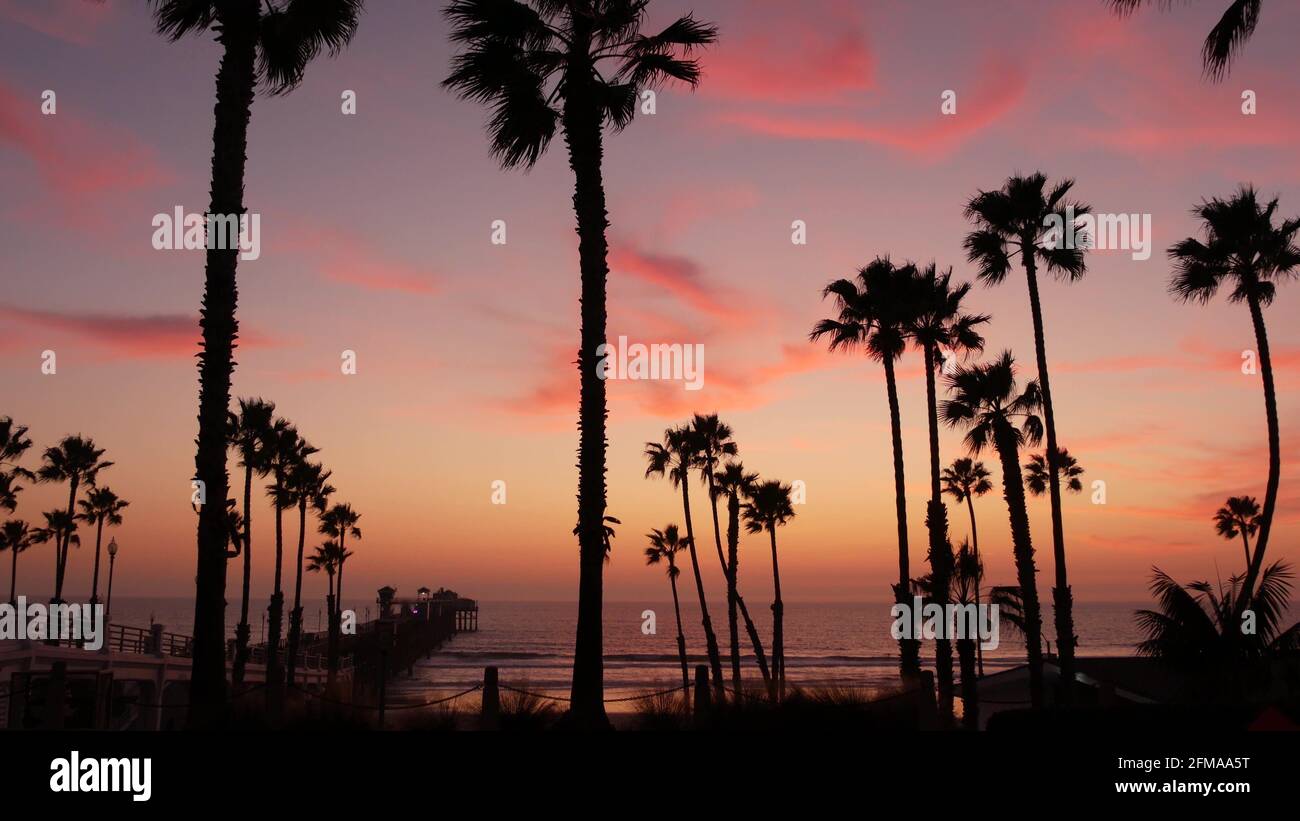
<box><xmin>225</xmin><ymin>397</ymin><xmax>362</xmax><ymax>705</ymax></box>
<box><xmin>642</xmin><ymin>414</ymin><xmax>796</xmax><ymax>705</ymax></box>
<box><xmin>0</xmin><ymin>418</ymin><xmax>127</xmax><ymax>611</ymax></box>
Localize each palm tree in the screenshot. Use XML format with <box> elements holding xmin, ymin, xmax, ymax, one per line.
<box><xmin>644</xmin><ymin>525</ymin><xmax>692</xmax><ymax>699</ymax></box>
<box><xmin>742</xmin><ymin>479</ymin><xmax>796</xmax><ymax>701</ymax></box>
<box><xmin>645</xmin><ymin>426</ymin><xmax>725</xmax><ymax>698</ymax></box>
<box><xmin>1108</xmin><ymin>0</ymin><xmax>1263</xmax><ymax>81</ymax></box>
<box><xmin>952</xmin><ymin>539</ymin><xmax>983</xmax><ymax>729</ymax></box>
<box><xmin>264</xmin><ymin>421</ymin><xmax>316</xmax><ymax>706</ymax></box>
<box><xmin>941</xmin><ymin>351</ymin><xmax>1048</xmax><ymax>707</ymax></box>
<box><xmin>1214</xmin><ymin>496</ymin><xmax>1262</xmax><ymax>571</ymax></box>
<box><xmin>942</xmin><ymin>457</ymin><xmax>993</xmax><ymax>675</ymax></box>
<box><xmin>443</xmin><ymin>0</ymin><xmax>717</xmax><ymax>730</ymax></box>
<box><xmin>0</xmin><ymin>472</ymin><xmax>23</xmax><ymax>518</ymax></box>
<box><xmin>1</xmin><ymin>520</ymin><xmax>35</xmax><ymax>605</ymax></box>
<box><xmin>964</xmin><ymin>172</ymin><xmax>1090</xmax><ymax>697</ymax></box>
<box><xmin>904</xmin><ymin>261</ymin><xmax>989</xmax><ymax>721</ymax></box>
<box><xmin>713</xmin><ymin>462</ymin><xmax>771</xmax><ymax>692</ymax></box>
<box><xmin>286</xmin><ymin>459</ymin><xmax>333</xmax><ymax>688</ymax></box>
<box><xmin>319</xmin><ymin>502</ymin><xmax>360</xmax><ymax>685</ymax></box>
<box><xmin>36</xmin><ymin>436</ymin><xmax>112</xmax><ymax>603</ymax></box>
<box><xmin>690</xmin><ymin>413</ymin><xmax>745</xmax><ymax>689</ymax></box>
<box><xmin>227</xmin><ymin>397</ymin><xmax>275</xmax><ymax>687</ymax></box>
<box><xmin>151</xmin><ymin>0</ymin><xmax>365</xmax><ymax>729</ymax></box>
<box><xmin>0</xmin><ymin>417</ymin><xmax>34</xmax><ymax>478</ymax></box>
<box><xmin>75</xmin><ymin>487</ymin><xmax>129</xmax><ymax>606</ymax></box>
<box><xmin>1169</xmin><ymin>186</ymin><xmax>1298</xmax><ymax>628</ymax></box>
<box><xmin>1024</xmin><ymin>448</ymin><xmax>1084</xmax><ymax>497</ymax></box>
<box><xmin>1137</xmin><ymin>563</ymin><xmax>1300</xmax><ymax>670</ymax></box>
<box><xmin>306</xmin><ymin>541</ymin><xmax>341</xmax><ymax>652</ymax></box>
<box><xmin>31</xmin><ymin>511</ymin><xmax>80</xmax><ymax>616</ymax></box>
<box><xmin>811</xmin><ymin>256</ymin><xmax>923</xmax><ymax>680</ymax></box>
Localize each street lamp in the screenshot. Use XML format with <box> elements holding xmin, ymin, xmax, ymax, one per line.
<box><xmin>105</xmin><ymin>537</ymin><xmax>119</xmax><ymax>623</ymax></box>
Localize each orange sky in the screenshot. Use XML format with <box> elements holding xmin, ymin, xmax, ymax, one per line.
<box><xmin>1</xmin><ymin>0</ymin><xmax>1297</xmax><ymax>608</ymax></box>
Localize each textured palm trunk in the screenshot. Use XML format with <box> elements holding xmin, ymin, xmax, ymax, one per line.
<box><xmin>90</xmin><ymin>517</ymin><xmax>104</xmax><ymax>604</ymax></box>
<box><xmin>1234</xmin><ymin>290</ymin><xmax>1280</xmax><ymax>626</ymax></box>
<box><xmin>966</xmin><ymin>495</ymin><xmax>984</xmax><ymax>676</ymax></box>
<box><xmin>995</xmin><ymin>421</ymin><xmax>1045</xmax><ymax>708</ymax></box>
<box><xmin>188</xmin><ymin>2</ymin><xmax>258</xmax><ymax>729</ymax></box>
<box><xmin>922</xmin><ymin>344</ymin><xmax>955</xmax><ymax>723</ymax></box>
<box><xmin>560</xmin><ymin>49</ymin><xmax>613</xmax><ymax>730</ymax></box>
<box><xmin>882</xmin><ymin>356</ymin><xmax>921</xmax><ymax>679</ymax></box>
<box><xmin>232</xmin><ymin>462</ymin><xmax>253</xmax><ymax>688</ymax></box>
<box><xmin>768</xmin><ymin>528</ymin><xmax>784</xmax><ymax>701</ymax></box>
<box><xmin>668</xmin><ymin>564</ymin><xmax>690</xmax><ymax>697</ymax></box>
<box><xmin>679</xmin><ymin>480</ymin><xmax>725</xmax><ymax>699</ymax></box>
<box><xmin>286</xmin><ymin>499</ymin><xmax>308</xmax><ymax>688</ymax></box>
<box><xmin>9</xmin><ymin>546</ymin><xmax>18</xmax><ymax>604</ymax></box>
<box><xmin>727</xmin><ymin>493</ymin><xmax>771</xmax><ymax>690</ymax></box>
<box><xmin>705</xmin><ymin>474</ymin><xmax>742</xmax><ymax>691</ymax></box>
<box><xmin>1021</xmin><ymin>249</ymin><xmax>1076</xmax><ymax>699</ymax></box>
<box><xmin>956</xmin><ymin>636</ymin><xmax>979</xmax><ymax>730</ymax></box>
<box><xmin>265</xmin><ymin>471</ymin><xmax>286</xmax><ymax>713</ymax></box>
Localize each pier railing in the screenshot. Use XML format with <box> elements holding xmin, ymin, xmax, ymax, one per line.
<box><xmin>54</xmin><ymin>624</ymin><xmax>342</xmax><ymax>671</ymax></box>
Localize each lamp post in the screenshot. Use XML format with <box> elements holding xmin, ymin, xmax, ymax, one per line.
<box><xmin>105</xmin><ymin>537</ymin><xmax>119</xmax><ymax>624</ymax></box>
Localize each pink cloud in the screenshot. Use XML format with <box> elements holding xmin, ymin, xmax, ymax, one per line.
<box><xmin>0</xmin><ymin>0</ymin><xmax>112</xmax><ymax>46</ymax></box>
<box><xmin>277</xmin><ymin>220</ymin><xmax>437</xmax><ymax>295</ymax></box>
<box><xmin>0</xmin><ymin>303</ymin><xmax>282</xmax><ymax>360</ymax></box>
<box><xmin>608</xmin><ymin>241</ymin><xmax>746</xmax><ymax>325</ymax></box>
<box><xmin>714</xmin><ymin>55</ymin><xmax>1026</xmax><ymax>158</ymax></box>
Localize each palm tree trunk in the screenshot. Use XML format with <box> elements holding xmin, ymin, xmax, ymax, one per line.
<box><xmin>668</xmin><ymin>568</ymin><xmax>690</xmax><ymax>697</ymax></box>
<box><xmin>90</xmin><ymin>517</ymin><xmax>104</xmax><ymax>604</ymax></box>
<box><xmin>1240</xmin><ymin>531</ymin><xmax>1252</xmax><ymax>573</ymax></box>
<box><xmin>560</xmin><ymin>56</ymin><xmax>612</xmax><ymax>730</ymax></box>
<box><xmin>1234</xmin><ymin>291</ymin><xmax>1280</xmax><ymax>623</ymax></box>
<box><xmin>882</xmin><ymin>355</ymin><xmax>921</xmax><ymax>679</ymax></box>
<box><xmin>922</xmin><ymin>344</ymin><xmax>955</xmax><ymax>723</ymax></box>
<box><xmin>9</xmin><ymin>546</ymin><xmax>17</xmax><ymax>605</ymax></box>
<box><xmin>995</xmin><ymin>422</ymin><xmax>1045</xmax><ymax>708</ymax></box>
<box><xmin>956</xmin><ymin>636</ymin><xmax>979</xmax><ymax>729</ymax></box>
<box><xmin>233</xmin><ymin>462</ymin><xmax>253</xmax><ymax>688</ymax></box>
<box><xmin>55</xmin><ymin>477</ymin><xmax>78</xmax><ymax>602</ymax></box>
<box><xmin>966</xmin><ymin>495</ymin><xmax>984</xmax><ymax>677</ymax></box>
<box><xmin>728</xmin><ymin>493</ymin><xmax>771</xmax><ymax>689</ymax></box>
<box><xmin>1022</xmin><ymin>250</ymin><xmax>1076</xmax><ymax>699</ymax></box>
<box><xmin>266</xmin><ymin>473</ymin><xmax>285</xmax><ymax>711</ymax></box>
<box><xmin>679</xmin><ymin>481</ymin><xmax>725</xmax><ymax>699</ymax></box>
<box><xmin>768</xmin><ymin>528</ymin><xmax>784</xmax><ymax>701</ymax></box>
<box><xmin>187</xmin><ymin>3</ymin><xmax>258</xmax><ymax>731</ymax></box>
<box><xmin>286</xmin><ymin>500</ymin><xmax>308</xmax><ymax>688</ymax></box>
<box><xmin>706</xmin><ymin>473</ymin><xmax>742</xmax><ymax>692</ymax></box>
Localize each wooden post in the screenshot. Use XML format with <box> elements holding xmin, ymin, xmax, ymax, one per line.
<box><xmin>480</xmin><ymin>666</ymin><xmax>500</xmax><ymax>730</ymax></box>
<box><xmin>692</xmin><ymin>664</ymin><xmax>711</xmax><ymax>727</ymax></box>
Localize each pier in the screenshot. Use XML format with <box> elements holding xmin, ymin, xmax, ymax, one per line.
<box><xmin>0</xmin><ymin>585</ymin><xmax>478</xmax><ymax>730</ymax></box>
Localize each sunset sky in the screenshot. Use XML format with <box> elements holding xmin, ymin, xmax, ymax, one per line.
<box><xmin>1</xmin><ymin>0</ymin><xmax>1297</xmax><ymax>614</ymax></box>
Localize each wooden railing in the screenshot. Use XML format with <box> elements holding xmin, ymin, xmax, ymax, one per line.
<box><xmin>57</xmin><ymin>624</ymin><xmax>347</xmax><ymax>671</ymax></box>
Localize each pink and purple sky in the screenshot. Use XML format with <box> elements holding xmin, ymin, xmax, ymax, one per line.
<box><xmin>1</xmin><ymin>0</ymin><xmax>1297</xmax><ymax>608</ymax></box>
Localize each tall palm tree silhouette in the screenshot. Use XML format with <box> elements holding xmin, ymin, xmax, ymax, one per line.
<box><xmin>942</xmin><ymin>351</ymin><xmax>1048</xmax><ymax>707</ymax></box>
<box><xmin>36</xmin><ymin>436</ymin><xmax>112</xmax><ymax>603</ymax></box>
<box><xmin>264</xmin><ymin>421</ymin><xmax>316</xmax><ymax>709</ymax></box>
<box><xmin>443</xmin><ymin>0</ymin><xmax>717</xmax><ymax>729</ymax></box>
<box><xmin>75</xmin><ymin>487</ymin><xmax>129</xmax><ymax>606</ymax></box>
<box><xmin>319</xmin><ymin>502</ymin><xmax>360</xmax><ymax>685</ymax></box>
<box><xmin>811</xmin><ymin>256</ymin><xmax>923</xmax><ymax>680</ymax></box>
<box><xmin>964</xmin><ymin>173</ymin><xmax>1089</xmax><ymax>698</ymax></box>
<box><xmin>1214</xmin><ymin>496</ymin><xmax>1262</xmax><ymax>570</ymax></box>
<box><xmin>645</xmin><ymin>524</ymin><xmax>693</xmax><ymax>698</ymax></box>
<box><xmin>1</xmin><ymin>520</ymin><xmax>35</xmax><ymax>605</ymax></box>
<box><xmin>952</xmin><ymin>539</ymin><xmax>983</xmax><ymax>729</ymax></box>
<box><xmin>1024</xmin><ymin>448</ymin><xmax>1085</xmax><ymax>497</ymax></box>
<box><xmin>286</xmin><ymin>459</ymin><xmax>333</xmax><ymax>688</ymax></box>
<box><xmin>306</xmin><ymin>541</ymin><xmax>342</xmax><ymax>646</ymax></box>
<box><xmin>1109</xmin><ymin>0</ymin><xmax>1263</xmax><ymax>80</ymax></box>
<box><xmin>150</xmin><ymin>0</ymin><xmax>365</xmax><ymax>728</ymax></box>
<box><xmin>942</xmin><ymin>457</ymin><xmax>992</xmax><ymax>675</ymax></box>
<box><xmin>713</xmin><ymin>461</ymin><xmax>771</xmax><ymax>693</ymax></box>
<box><xmin>1169</xmin><ymin>186</ymin><xmax>1298</xmax><ymax>627</ymax></box>
<box><xmin>32</xmin><ymin>510</ymin><xmax>80</xmax><ymax>615</ymax></box>
<box><xmin>742</xmin><ymin>479</ymin><xmax>796</xmax><ymax>701</ymax></box>
<box><xmin>227</xmin><ymin>397</ymin><xmax>275</xmax><ymax>687</ymax></box>
<box><xmin>690</xmin><ymin>413</ymin><xmax>745</xmax><ymax>689</ymax></box>
<box><xmin>646</xmin><ymin>426</ymin><xmax>725</xmax><ymax>698</ymax></box>
<box><xmin>905</xmin><ymin>262</ymin><xmax>989</xmax><ymax>720</ymax></box>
